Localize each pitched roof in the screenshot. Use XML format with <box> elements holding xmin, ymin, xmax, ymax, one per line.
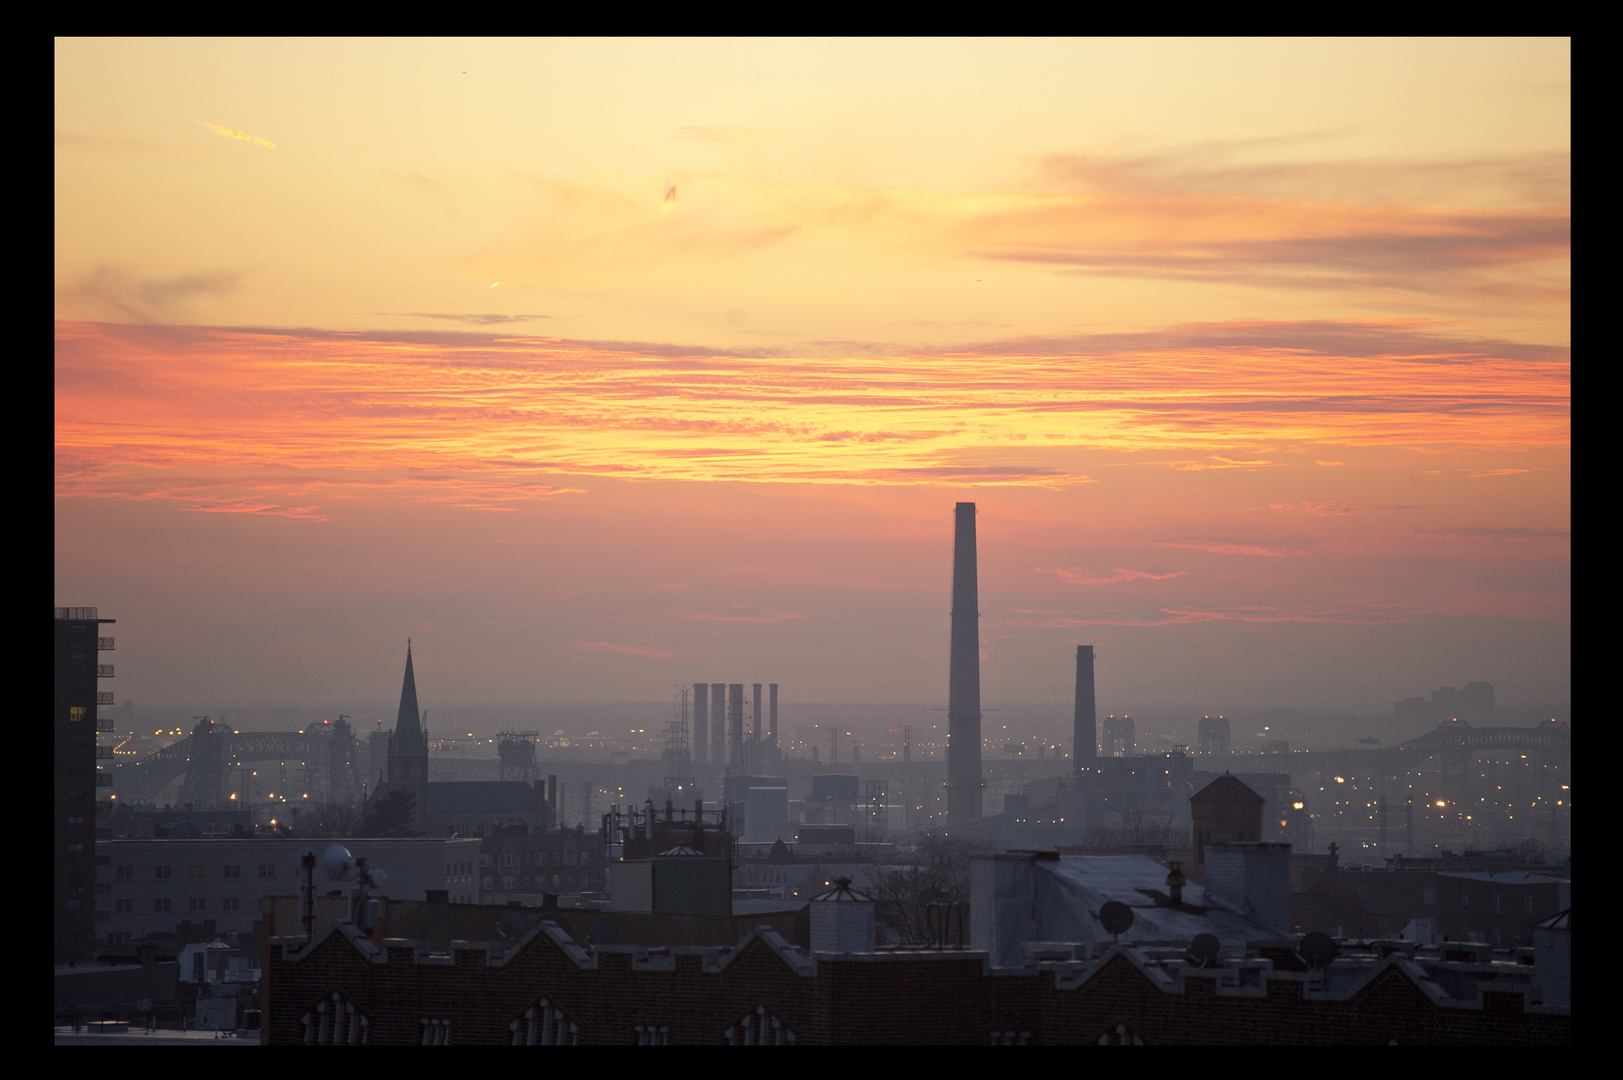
<box><xmin>1189</xmin><ymin>774</ymin><xmax>1266</xmax><ymax>806</ymax></box>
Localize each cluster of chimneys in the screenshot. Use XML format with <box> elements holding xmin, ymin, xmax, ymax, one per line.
<box><xmin>688</xmin><ymin>683</ymin><xmax>778</xmax><ymax>766</ymax></box>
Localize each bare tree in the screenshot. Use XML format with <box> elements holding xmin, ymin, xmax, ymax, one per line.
<box><xmin>294</xmin><ymin>800</ymin><xmax>363</xmax><ymax>838</ymax></box>
<box><xmin>1083</xmin><ymin>808</ymin><xmax>1190</xmax><ymax>849</ymax></box>
<box><xmin>868</xmin><ymin>832</ymin><xmax>995</xmax><ymax>945</ymax></box>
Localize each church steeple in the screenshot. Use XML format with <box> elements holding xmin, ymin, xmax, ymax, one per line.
<box><xmin>388</xmin><ymin>640</ymin><xmax>429</xmax><ymax>784</ymax></box>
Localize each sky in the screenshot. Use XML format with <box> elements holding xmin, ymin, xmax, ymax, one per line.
<box><xmin>55</xmin><ymin>38</ymin><xmax>1570</xmax><ymax>724</ymax></box>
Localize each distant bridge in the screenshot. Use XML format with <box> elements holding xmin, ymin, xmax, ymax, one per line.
<box><xmin>114</xmin><ymin>717</ymin><xmax>365</xmax><ymax>809</ymax></box>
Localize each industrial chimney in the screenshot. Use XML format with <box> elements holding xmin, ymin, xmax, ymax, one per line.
<box><xmin>948</xmin><ymin>503</ymin><xmax>983</xmax><ymax>822</ymax></box>
<box><xmin>1074</xmin><ymin>645</ymin><xmax>1097</xmax><ymax>779</ymax></box>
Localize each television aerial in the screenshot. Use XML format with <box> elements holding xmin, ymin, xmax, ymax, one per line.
<box><xmin>322</xmin><ymin>844</ymin><xmax>388</xmax><ymax>929</ymax></box>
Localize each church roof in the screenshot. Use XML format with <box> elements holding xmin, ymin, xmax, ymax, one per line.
<box><xmin>1189</xmin><ymin>774</ymin><xmax>1266</xmax><ymax>806</ymax></box>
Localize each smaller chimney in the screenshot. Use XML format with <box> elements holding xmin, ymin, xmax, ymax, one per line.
<box><xmin>547</xmin><ymin>774</ymin><xmax>558</xmax><ymax>808</ymax></box>
<box><xmin>1166</xmin><ymin>862</ymin><xmax>1185</xmax><ymax>906</ymax></box>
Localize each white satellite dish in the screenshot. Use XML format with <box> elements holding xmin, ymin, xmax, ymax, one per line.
<box><xmin>368</xmin><ymin>867</ymin><xmax>388</xmax><ymax>889</ymax></box>
<box><xmin>322</xmin><ymin>844</ymin><xmax>359</xmax><ymax>882</ymax></box>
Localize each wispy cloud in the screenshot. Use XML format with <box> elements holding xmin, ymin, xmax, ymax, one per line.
<box><xmin>55</xmin><ymin>267</ymin><xmax>243</xmax><ymax>323</ymax></box>
<box><xmin>573</xmin><ymin>641</ymin><xmax>678</xmax><ymax>659</ymax></box>
<box><xmin>679</xmin><ymin>608</ymin><xmax>808</xmax><ymax>623</ymax></box>
<box><xmin>1041</xmin><ymin>567</ymin><xmax>1187</xmax><ymax>585</ymax></box>
<box><xmin>1263</xmin><ymin>500</ymin><xmax>1421</xmax><ymax>516</ymax></box>
<box><xmin>54</xmin><ymin>318</ymin><xmax>1568</xmax><ymax>511</ymax></box>
<box><xmin>1148</xmin><ymin>539</ymin><xmax>1311</xmax><ymax>557</ymax></box>
<box><xmin>197</xmin><ymin>120</ymin><xmax>275</xmax><ymax>149</ymax></box>
<box><xmin>384</xmin><ymin>312</ymin><xmax>552</xmax><ymax>326</ymax></box>
<box><xmin>1426</xmin><ymin>526</ymin><xmax>1569</xmax><ymax>540</ymax></box>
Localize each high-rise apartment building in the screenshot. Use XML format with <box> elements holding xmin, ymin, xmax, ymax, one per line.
<box><xmin>55</xmin><ymin>606</ymin><xmax>115</xmax><ymax>962</ymax></box>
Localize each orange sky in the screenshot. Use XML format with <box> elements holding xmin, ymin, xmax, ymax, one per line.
<box><xmin>55</xmin><ymin>39</ymin><xmax>1568</xmax><ymax>718</ymax></box>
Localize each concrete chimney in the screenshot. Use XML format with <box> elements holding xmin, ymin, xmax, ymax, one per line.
<box><xmin>728</xmin><ymin>684</ymin><xmax>745</xmax><ymax>765</ymax></box>
<box><xmin>769</xmin><ymin>684</ymin><xmax>779</xmax><ymax>744</ymax></box>
<box><xmin>752</xmin><ymin>683</ymin><xmax>763</xmax><ymax>743</ymax></box>
<box><xmin>1074</xmin><ymin>645</ymin><xmax>1097</xmax><ymax>779</ymax></box>
<box><xmin>947</xmin><ymin>502</ymin><xmax>983</xmax><ymax>822</ymax></box>
<box><xmin>710</xmin><ymin>684</ymin><xmax>726</xmax><ymax>765</ymax></box>
<box><xmin>692</xmin><ymin>683</ymin><xmax>709</xmax><ymax>765</ymax></box>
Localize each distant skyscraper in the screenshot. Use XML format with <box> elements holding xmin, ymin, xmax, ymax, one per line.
<box><xmin>387</xmin><ymin>641</ymin><xmax>429</xmax><ymax>784</ymax></box>
<box><xmin>56</xmin><ymin>606</ymin><xmax>114</xmax><ymax>963</ymax></box>
<box><xmin>947</xmin><ymin>503</ymin><xmax>983</xmax><ymax>823</ymax></box>
<box><xmin>1197</xmin><ymin>715</ymin><xmax>1231</xmax><ymax>758</ymax></box>
<box><xmin>691</xmin><ymin>683</ymin><xmax>709</xmax><ymax>765</ymax></box>
<box><xmin>1102</xmin><ymin>714</ymin><xmax>1136</xmax><ymax>757</ymax></box>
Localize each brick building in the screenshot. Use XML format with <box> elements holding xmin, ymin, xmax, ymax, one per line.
<box><xmin>262</xmin><ymin>913</ymin><xmax>1570</xmax><ymax>1044</ymax></box>
<box><xmin>1292</xmin><ymin>868</ymin><xmax>1571</xmax><ymax>946</ymax></box>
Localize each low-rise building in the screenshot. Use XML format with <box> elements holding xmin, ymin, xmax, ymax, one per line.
<box><xmin>97</xmin><ymin>836</ymin><xmax>482</xmax><ymax>948</ymax></box>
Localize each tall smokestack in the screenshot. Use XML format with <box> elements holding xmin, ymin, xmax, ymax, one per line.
<box><xmin>1074</xmin><ymin>645</ymin><xmax>1097</xmax><ymax>778</ymax></box>
<box><xmin>769</xmin><ymin>684</ymin><xmax>779</xmax><ymax>744</ymax></box>
<box><xmin>711</xmin><ymin>684</ymin><xmax>726</xmax><ymax>765</ymax></box>
<box><xmin>729</xmin><ymin>683</ymin><xmax>745</xmax><ymax>767</ymax></box>
<box><xmin>752</xmin><ymin>683</ymin><xmax>763</xmax><ymax>743</ymax></box>
<box><xmin>692</xmin><ymin>683</ymin><xmax>709</xmax><ymax>765</ymax></box>
<box><xmin>948</xmin><ymin>502</ymin><xmax>983</xmax><ymax>822</ymax></box>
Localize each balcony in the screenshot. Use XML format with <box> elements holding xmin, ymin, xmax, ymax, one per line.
<box><xmin>98</xmin><ymin>637</ymin><xmax>114</xmax><ymax>651</ymax></box>
<box><xmin>96</xmin><ymin>692</ymin><xmax>114</xmax><ymax>704</ymax></box>
<box><xmin>97</xmin><ymin>664</ymin><xmax>114</xmax><ymax>678</ymax></box>
<box><xmin>54</xmin><ymin>607</ymin><xmax>98</xmax><ymax>620</ymax></box>
<box><xmin>94</xmin><ymin>771</ymin><xmax>114</xmax><ymax>787</ymax></box>
<box><xmin>96</xmin><ymin>745</ymin><xmax>114</xmax><ymax>759</ymax></box>
<box><xmin>96</xmin><ymin>717</ymin><xmax>113</xmax><ymax>731</ymax></box>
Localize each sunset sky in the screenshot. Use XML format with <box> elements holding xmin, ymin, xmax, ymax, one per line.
<box><xmin>55</xmin><ymin>39</ymin><xmax>1569</xmax><ymax>725</ymax></box>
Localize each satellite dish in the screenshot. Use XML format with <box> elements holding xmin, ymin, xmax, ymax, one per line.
<box><xmin>321</xmin><ymin>844</ymin><xmax>358</xmax><ymax>882</ymax></box>
<box><xmin>587</xmin><ymin>919</ymin><xmax>619</xmax><ymax>946</ymax></box>
<box><xmin>368</xmin><ymin>867</ymin><xmax>388</xmax><ymax>890</ymax></box>
<box><xmin>1098</xmin><ymin>901</ymin><xmax>1135</xmax><ymax>939</ymax></box>
<box><xmin>497</xmin><ymin>909</ymin><xmax>528</xmax><ymax>942</ymax></box>
<box><xmin>1187</xmin><ymin>933</ymin><xmax>1221</xmax><ymax>968</ymax></box>
<box><xmin>1299</xmin><ymin>932</ymin><xmax>1339</xmax><ymax>970</ymax></box>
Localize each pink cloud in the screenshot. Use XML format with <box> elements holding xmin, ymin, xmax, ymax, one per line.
<box><xmin>573</xmin><ymin>641</ymin><xmax>678</xmax><ymax>660</ymax></box>
<box><xmin>1042</xmin><ymin>567</ymin><xmax>1187</xmax><ymax>585</ymax></box>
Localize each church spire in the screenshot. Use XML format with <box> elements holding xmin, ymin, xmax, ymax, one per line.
<box><xmin>388</xmin><ymin>640</ymin><xmax>429</xmax><ymax>783</ymax></box>
<box><xmin>396</xmin><ymin>640</ymin><xmax>422</xmax><ymax>741</ymax></box>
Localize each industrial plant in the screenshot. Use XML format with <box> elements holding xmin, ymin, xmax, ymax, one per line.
<box><xmin>55</xmin><ymin>503</ymin><xmax>1571</xmax><ymax>1044</ymax></box>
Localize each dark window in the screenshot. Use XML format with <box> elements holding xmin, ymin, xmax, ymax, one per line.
<box><xmin>154</xmin><ymin>898</ymin><xmax>171</xmax><ymax>912</ymax></box>
<box><xmin>155</xmin><ymin>865</ymin><xmax>172</xmax><ymax>880</ymax></box>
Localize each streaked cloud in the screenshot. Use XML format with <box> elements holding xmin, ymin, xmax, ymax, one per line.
<box><xmin>384</xmin><ymin>312</ymin><xmax>552</xmax><ymax>326</ymax></box>
<box><xmin>1042</xmin><ymin>567</ymin><xmax>1187</xmax><ymax>586</ymax></box>
<box><xmin>54</xmin><ymin>318</ymin><xmax>1569</xmax><ymax>518</ymax></box>
<box><xmin>1148</xmin><ymin>539</ymin><xmax>1312</xmax><ymax>558</ymax></box>
<box><xmin>573</xmin><ymin>640</ymin><xmax>679</xmax><ymax>659</ymax></box>
<box><xmin>1427</xmin><ymin>526</ymin><xmax>1570</xmax><ymax>540</ymax></box>
<box><xmin>54</xmin><ymin>267</ymin><xmax>244</xmax><ymax>323</ymax></box>
<box><xmin>197</xmin><ymin>120</ymin><xmax>275</xmax><ymax>149</ymax></box>
<box><xmin>1263</xmin><ymin>500</ymin><xmax>1421</xmax><ymax>516</ymax></box>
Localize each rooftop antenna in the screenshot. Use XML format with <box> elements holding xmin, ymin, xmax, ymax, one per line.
<box><xmin>321</xmin><ymin>843</ymin><xmax>388</xmax><ymax>931</ymax></box>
